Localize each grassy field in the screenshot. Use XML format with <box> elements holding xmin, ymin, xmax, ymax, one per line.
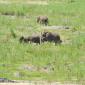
<box><xmin>0</xmin><ymin>0</ymin><xmax>85</xmax><ymax>84</ymax></box>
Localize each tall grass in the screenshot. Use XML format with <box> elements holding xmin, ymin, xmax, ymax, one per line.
<box><xmin>0</xmin><ymin>0</ymin><xmax>85</xmax><ymax>84</ymax></box>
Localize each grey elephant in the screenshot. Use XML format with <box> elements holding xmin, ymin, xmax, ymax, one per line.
<box><xmin>42</xmin><ymin>32</ymin><xmax>62</xmax><ymax>45</ymax></box>
<box><xmin>37</xmin><ymin>16</ymin><xmax>48</xmax><ymax>25</ymax></box>
<box><xmin>19</xmin><ymin>35</ymin><xmax>42</xmax><ymax>44</ymax></box>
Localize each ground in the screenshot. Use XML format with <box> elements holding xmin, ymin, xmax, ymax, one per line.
<box><xmin>0</xmin><ymin>0</ymin><xmax>85</xmax><ymax>85</ymax></box>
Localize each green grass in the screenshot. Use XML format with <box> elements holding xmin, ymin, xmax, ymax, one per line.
<box><xmin>0</xmin><ymin>0</ymin><xmax>85</xmax><ymax>84</ymax></box>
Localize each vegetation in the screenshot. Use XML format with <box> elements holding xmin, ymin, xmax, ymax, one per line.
<box><xmin>0</xmin><ymin>0</ymin><xmax>85</xmax><ymax>84</ymax></box>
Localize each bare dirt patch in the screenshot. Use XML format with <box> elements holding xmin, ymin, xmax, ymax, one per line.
<box><xmin>43</xmin><ymin>26</ymin><xmax>70</xmax><ymax>30</ymax></box>
<box><xmin>0</xmin><ymin>82</ymin><xmax>81</xmax><ymax>85</ymax></box>
<box><xmin>26</xmin><ymin>1</ymin><xmax>48</xmax><ymax>5</ymax></box>
<box><xmin>0</xmin><ymin>1</ymin><xmax>48</xmax><ymax>5</ymax></box>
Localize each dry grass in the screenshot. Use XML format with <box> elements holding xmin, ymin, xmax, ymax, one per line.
<box><xmin>0</xmin><ymin>0</ymin><xmax>48</xmax><ymax>5</ymax></box>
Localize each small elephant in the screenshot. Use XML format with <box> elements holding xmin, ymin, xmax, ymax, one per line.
<box><xmin>37</xmin><ymin>16</ymin><xmax>48</xmax><ymax>25</ymax></box>
<box><xmin>19</xmin><ymin>36</ymin><xmax>42</xmax><ymax>44</ymax></box>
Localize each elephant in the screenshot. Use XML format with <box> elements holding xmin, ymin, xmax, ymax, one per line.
<box><xmin>37</xmin><ymin>16</ymin><xmax>48</xmax><ymax>25</ymax></box>
<box><xmin>19</xmin><ymin>35</ymin><xmax>42</xmax><ymax>44</ymax></box>
<box><xmin>42</xmin><ymin>32</ymin><xmax>62</xmax><ymax>45</ymax></box>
